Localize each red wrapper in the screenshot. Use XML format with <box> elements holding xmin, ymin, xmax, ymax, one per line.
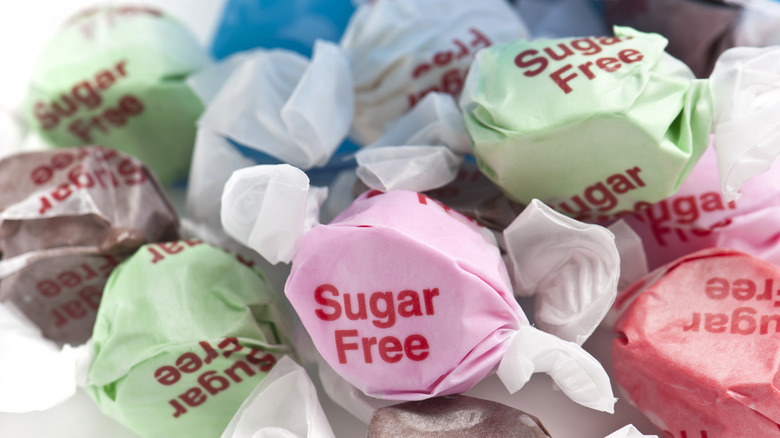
<box><xmin>612</xmin><ymin>248</ymin><xmax>780</xmax><ymax>437</ymax></box>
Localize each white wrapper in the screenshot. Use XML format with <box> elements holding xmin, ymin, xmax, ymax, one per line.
<box><xmin>729</xmin><ymin>0</ymin><xmax>780</xmax><ymax>46</ymax></box>
<box><xmin>355</xmin><ymin>92</ymin><xmax>470</xmax><ymax>192</ymax></box>
<box><xmin>220</xmin><ymin>356</ymin><xmax>335</xmax><ymax>438</ymax></box>
<box><xmin>604</xmin><ymin>425</ymin><xmax>658</xmax><ymax>438</ymax></box>
<box><xmin>504</xmin><ymin>200</ymin><xmax>619</xmax><ymax>345</ymax></box>
<box><xmin>221</xmin><ymin>165</ymin><xmax>327</xmax><ymax>265</ymax></box>
<box><xmin>185</xmin><ymin>127</ymin><xmax>257</xmax><ymax>245</ymax></box>
<box><xmin>197</xmin><ymin>40</ymin><xmax>353</xmax><ymax>170</ymax></box>
<box><xmin>497</xmin><ymin>325</ymin><xmax>616</xmax><ymax>413</ymax></box>
<box><xmin>342</xmin><ymin>0</ymin><xmax>529</xmax><ymax>145</ymax></box>
<box><xmin>710</xmin><ymin>45</ymin><xmax>780</xmax><ymax>202</ymax></box>
<box><xmin>0</xmin><ymin>303</ymin><xmax>90</xmax><ymax>412</ymax></box>
<box><xmin>0</xmin><ymin>106</ymin><xmax>24</xmax><ymax>159</ymax></box>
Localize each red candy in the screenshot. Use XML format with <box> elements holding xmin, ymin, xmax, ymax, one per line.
<box><xmin>612</xmin><ymin>248</ymin><xmax>780</xmax><ymax>437</ymax></box>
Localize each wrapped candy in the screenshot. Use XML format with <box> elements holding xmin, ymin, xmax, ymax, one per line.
<box><xmin>341</xmin><ymin>0</ymin><xmax>530</xmax><ymax>145</ymax></box>
<box><xmin>0</xmin><ymin>146</ymin><xmax>179</xmax><ymax>345</ymax></box>
<box><xmin>455</xmin><ymin>26</ymin><xmax>780</xmax><ymax>220</ymax></box>
<box><xmin>605</xmin><ymin>0</ymin><xmax>780</xmax><ymax>77</ymax></box>
<box><xmin>87</xmin><ymin>240</ymin><xmax>293</xmax><ymax>438</ymax></box>
<box><xmin>612</xmin><ymin>248</ymin><xmax>780</xmax><ymax>437</ymax></box>
<box><xmin>353</xmin><ymin>26</ymin><xmax>780</xmax><ymax>224</ymax></box>
<box><xmin>602</xmin><ymin>0</ymin><xmax>741</xmax><ymax>77</ymax></box>
<box><xmin>610</xmin><ymin>142</ymin><xmax>780</xmax><ymax>274</ymax></box>
<box><xmin>22</xmin><ymin>5</ymin><xmax>210</xmax><ymax>185</ymax></box>
<box><xmin>367</xmin><ymin>394</ymin><xmax>552</xmax><ymax>437</ymax></box>
<box><xmin>220</xmin><ymin>164</ymin><xmax>620</xmax><ymax>412</ymax></box>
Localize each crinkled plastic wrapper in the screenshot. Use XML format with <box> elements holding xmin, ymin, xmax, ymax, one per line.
<box><xmin>87</xmin><ymin>241</ymin><xmax>293</xmax><ymax>438</ymax></box>
<box><xmin>461</xmin><ymin>26</ymin><xmax>713</xmax><ymax>218</ymax></box>
<box><xmin>0</xmin><ymin>146</ymin><xmax>179</xmax><ymax>345</ymax></box>
<box><xmin>612</xmin><ymin>248</ymin><xmax>780</xmax><ymax>437</ymax></box>
<box><xmin>342</xmin><ymin>0</ymin><xmax>529</xmax><ymax>145</ymax></box>
<box><xmin>23</xmin><ymin>5</ymin><xmax>210</xmax><ymax>184</ymax></box>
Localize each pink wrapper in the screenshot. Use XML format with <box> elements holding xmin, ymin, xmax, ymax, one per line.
<box><xmin>611</xmin><ymin>143</ymin><xmax>780</xmax><ymax>271</ymax></box>
<box><xmin>612</xmin><ymin>248</ymin><xmax>780</xmax><ymax>437</ymax></box>
<box><xmin>221</xmin><ymin>165</ymin><xmax>616</xmax><ymax>412</ymax></box>
<box><xmin>285</xmin><ymin>189</ymin><xmax>521</xmax><ymax>399</ymax></box>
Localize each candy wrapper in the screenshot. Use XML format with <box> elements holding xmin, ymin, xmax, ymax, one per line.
<box><xmin>221</xmin><ymin>356</ymin><xmax>335</xmax><ymax>438</ymax></box>
<box><xmin>723</xmin><ymin>0</ymin><xmax>780</xmax><ymax>47</ymax></box>
<box><xmin>210</xmin><ymin>0</ymin><xmax>355</xmax><ymax>59</ymax></box>
<box><xmin>605</xmin><ymin>425</ymin><xmax>658</xmax><ymax>438</ymax></box>
<box><xmin>457</xmin><ymin>26</ymin><xmax>780</xmax><ymax>219</ymax></box>
<box><xmin>87</xmin><ymin>240</ymin><xmax>293</xmax><ymax>438</ymax></box>
<box><xmin>612</xmin><ymin>248</ymin><xmax>780</xmax><ymax>437</ymax></box>
<box><xmin>0</xmin><ymin>146</ymin><xmax>179</xmax><ymax>345</ymax></box>
<box><xmin>367</xmin><ymin>394</ymin><xmax>551</xmax><ymax>437</ymax></box>
<box><xmin>610</xmin><ymin>142</ymin><xmax>780</xmax><ymax>277</ymax></box>
<box><xmin>341</xmin><ymin>0</ymin><xmax>530</xmax><ymax>145</ymax></box>
<box><xmin>22</xmin><ymin>5</ymin><xmax>210</xmax><ymax>185</ymax></box>
<box><xmin>221</xmin><ymin>164</ymin><xmax>619</xmax><ymax>413</ymax></box>
<box><xmin>355</xmin><ymin>92</ymin><xmax>473</xmax><ymax>193</ymax></box>
<box><xmin>184</xmin><ymin>40</ymin><xmax>355</xmax><ymax>254</ymax></box>
<box><xmin>602</xmin><ymin>0</ymin><xmax>741</xmax><ymax>77</ymax></box>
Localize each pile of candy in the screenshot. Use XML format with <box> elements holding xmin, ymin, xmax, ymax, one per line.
<box><xmin>2</xmin><ymin>1</ymin><xmax>780</xmax><ymax>437</ymax></box>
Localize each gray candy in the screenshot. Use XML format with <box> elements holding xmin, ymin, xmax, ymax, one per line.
<box><xmin>368</xmin><ymin>395</ymin><xmax>552</xmax><ymax>437</ymax></box>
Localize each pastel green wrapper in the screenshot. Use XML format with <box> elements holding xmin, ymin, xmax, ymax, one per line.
<box><xmin>461</xmin><ymin>27</ymin><xmax>713</xmax><ymax>216</ymax></box>
<box><xmin>87</xmin><ymin>241</ymin><xmax>292</xmax><ymax>438</ymax></box>
<box><xmin>23</xmin><ymin>6</ymin><xmax>209</xmax><ymax>185</ymax></box>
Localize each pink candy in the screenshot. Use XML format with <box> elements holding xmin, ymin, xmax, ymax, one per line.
<box><xmin>285</xmin><ymin>189</ymin><xmax>522</xmax><ymax>399</ymax></box>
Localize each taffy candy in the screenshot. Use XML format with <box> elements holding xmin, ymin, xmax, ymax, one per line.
<box><xmin>221</xmin><ymin>164</ymin><xmax>619</xmax><ymax>412</ymax></box>
<box><xmin>87</xmin><ymin>240</ymin><xmax>293</xmax><ymax>438</ymax></box>
<box><xmin>367</xmin><ymin>394</ymin><xmax>552</xmax><ymax>437</ymax></box>
<box><xmin>612</xmin><ymin>248</ymin><xmax>780</xmax><ymax>437</ymax></box>
<box><xmin>341</xmin><ymin>0</ymin><xmax>530</xmax><ymax>145</ymax></box>
<box><xmin>0</xmin><ymin>146</ymin><xmax>179</xmax><ymax>345</ymax></box>
<box><xmin>610</xmin><ymin>142</ymin><xmax>780</xmax><ymax>274</ymax></box>
<box><xmin>22</xmin><ymin>5</ymin><xmax>210</xmax><ymax>185</ymax></box>
<box><xmin>460</xmin><ymin>27</ymin><xmax>780</xmax><ymax>219</ymax></box>
<box><xmin>603</xmin><ymin>0</ymin><xmax>740</xmax><ymax>77</ymax></box>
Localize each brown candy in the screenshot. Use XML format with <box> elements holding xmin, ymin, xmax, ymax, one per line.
<box><xmin>0</xmin><ymin>146</ymin><xmax>179</xmax><ymax>344</ymax></box>
<box><xmin>603</xmin><ymin>0</ymin><xmax>740</xmax><ymax>77</ymax></box>
<box><xmin>367</xmin><ymin>395</ymin><xmax>552</xmax><ymax>437</ymax></box>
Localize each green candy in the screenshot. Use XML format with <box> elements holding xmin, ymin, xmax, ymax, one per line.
<box><xmin>461</xmin><ymin>27</ymin><xmax>713</xmax><ymax>220</ymax></box>
<box><xmin>23</xmin><ymin>6</ymin><xmax>209</xmax><ymax>185</ymax></box>
<box><xmin>87</xmin><ymin>240</ymin><xmax>292</xmax><ymax>438</ymax></box>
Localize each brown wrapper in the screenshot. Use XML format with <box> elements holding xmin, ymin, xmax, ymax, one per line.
<box><xmin>367</xmin><ymin>394</ymin><xmax>552</xmax><ymax>437</ymax></box>
<box><xmin>0</xmin><ymin>146</ymin><xmax>179</xmax><ymax>345</ymax></box>
<box><xmin>603</xmin><ymin>0</ymin><xmax>741</xmax><ymax>77</ymax></box>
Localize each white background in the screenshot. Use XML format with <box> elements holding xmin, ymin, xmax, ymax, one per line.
<box><xmin>0</xmin><ymin>1</ymin><xmax>663</xmax><ymax>437</ymax></box>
